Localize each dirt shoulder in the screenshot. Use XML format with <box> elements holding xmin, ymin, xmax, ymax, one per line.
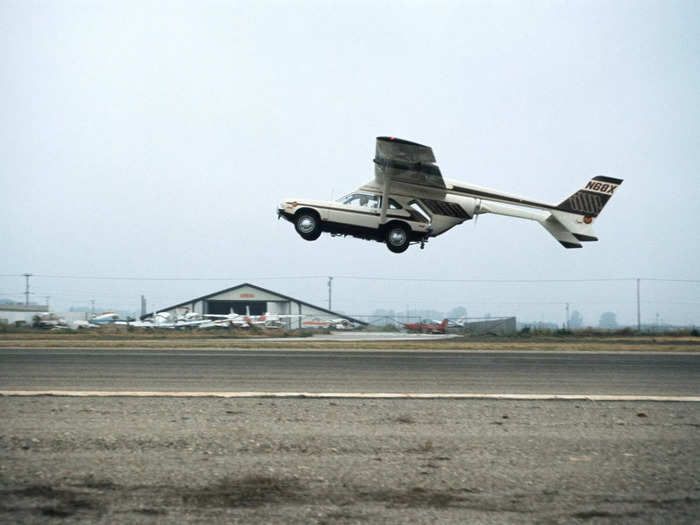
<box><xmin>1</xmin><ymin>397</ymin><xmax>698</xmax><ymax>524</ymax></box>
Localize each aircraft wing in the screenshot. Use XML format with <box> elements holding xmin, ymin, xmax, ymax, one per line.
<box><xmin>374</xmin><ymin>137</ymin><xmax>445</xmax><ymax>189</ymax></box>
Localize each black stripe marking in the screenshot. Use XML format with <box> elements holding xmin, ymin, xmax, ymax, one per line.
<box><xmin>376</xmin><ymin>137</ymin><xmax>429</xmax><ymax>147</ymax></box>
<box><xmin>592</xmin><ymin>175</ymin><xmax>623</xmax><ymax>184</ymax></box>
<box><xmin>420</xmin><ymin>198</ymin><xmax>471</xmax><ymax>219</ymax></box>
<box><xmin>573</xmin><ymin>234</ymin><xmax>598</xmax><ymax>242</ymax></box>
<box><xmin>558</xmin><ymin>190</ymin><xmax>610</xmax><ymax>217</ymax></box>
<box><xmin>559</xmin><ymin>241</ymin><xmax>583</xmax><ymax>249</ymax></box>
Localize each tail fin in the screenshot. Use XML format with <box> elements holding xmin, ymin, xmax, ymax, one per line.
<box><xmin>541</xmin><ymin>176</ymin><xmax>623</xmax><ymax>249</ymax></box>
<box><xmin>440</xmin><ymin>319</ymin><xmax>449</xmax><ymax>331</ymax></box>
<box><xmin>557</xmin><ymin>176</ymin><xmax>623</xmax><ymax>218</ymax></box>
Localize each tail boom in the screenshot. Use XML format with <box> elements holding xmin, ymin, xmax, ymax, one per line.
<box><xmin>475</xmin><ymin>175</ymin><xmax>622</xmax><ymax>249</ymax></box>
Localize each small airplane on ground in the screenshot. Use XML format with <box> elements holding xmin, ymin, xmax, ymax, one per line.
<box><xmin>403</xmin><ymin>319</ymin><xmax>449</xmax><ymax>334</ymax></box>
<box><xmin>114</xmin><ymin>311</ymin><xmax>210</xmax><ymax>329</ymax></box>
<box><xmin>202</xmin><ymin>308</ymin><xmax>306</xmax><ymax>329</ymax></box>
<box><xmin>249</xmin><ymin>312</ymin><xmax>304</xmax><ymax>328</ymax></box>
<box><xmin>76</xmin><ymin>312</ymin><xmax>136</xmax><ymax>328</ymax></box>
<box><xmin>278</xmin><ymin>137</ymin><xmax>623</xmax><ymax>253</ymax></box>
<box><xmin>88</xmin><ymin>312</ymin><xmax>122</xmax><ymax>325</ymax></box>
<box><xmin>73</xmin><ymin>319</ymin><xmax>97</xmax><ymax>329</ymax></box>
<box><xmin>33</xmin><ymin>313</ymin><xmax>68</xmax><ymax>329</ymax></box>
<box><xmin>201</xmin><ymin>311</ymin><xmax>250</xmax><ymax>328</ymax></box>
<box><xmin>302</xmin><ymin>317</ymin><xmax>356</xmax><ymax>330</ymax></box>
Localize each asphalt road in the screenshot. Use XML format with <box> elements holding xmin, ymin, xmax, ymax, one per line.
<box><xmin>1</xmin><ymin>349</ymin><xmax>698</xmax><ymax>396</ymax></box>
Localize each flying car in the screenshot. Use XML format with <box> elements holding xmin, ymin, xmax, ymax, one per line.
<box><xmin>277</xmin><ymin>137</ymin><xmax>622</xmax><ymax>253</ymax></box>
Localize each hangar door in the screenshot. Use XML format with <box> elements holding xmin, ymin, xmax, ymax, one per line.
<box><xmin>206</xmin><ymin>300</ymin><xmax>267</xmax><ymax>316</ymax></box>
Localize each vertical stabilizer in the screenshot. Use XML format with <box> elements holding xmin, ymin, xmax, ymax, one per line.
<box><xmin>557</xmin><ymin>176</ymin><xmax>623</xmax><ymax>218</ymax></box>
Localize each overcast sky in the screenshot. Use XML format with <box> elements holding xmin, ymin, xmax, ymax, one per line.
<box><xmin>2</xmin><ymin>0</ymin><xmax>698</xmax><ymax>326</ymax></box>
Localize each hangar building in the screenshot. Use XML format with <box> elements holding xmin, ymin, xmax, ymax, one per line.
<box><xmin>143</xmin><ymin>282</ymin><xmax>366</xmax><ymax>329</ymax></box>
<box><xmin>0</xmin><ymin>304</ymin><xmax>47</xmax><ymax>326</ymax></box>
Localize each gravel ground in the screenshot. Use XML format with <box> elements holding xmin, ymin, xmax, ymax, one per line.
<box><xmin>1</xmin><ymin>397</ymin><xmax>699</xmax><ymax>524</ymax></box>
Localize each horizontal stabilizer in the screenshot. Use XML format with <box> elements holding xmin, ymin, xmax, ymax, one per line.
<box><xmin>540</xmin><ymin>214</ymin><xmax>583</xmax><ymax>249</ymax></box>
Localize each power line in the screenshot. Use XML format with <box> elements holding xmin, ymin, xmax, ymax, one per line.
<box><xmin>336</xmin><ymin>276</ymin><xmax>636</xmax><ymax>283</ymax></box>
<box><xmin>638</xmin><ymin>278</ymin><xmax>700</xmax><ymax>283</ymax></box>
<box><xmin>336</xmin><ymin>276</ymin><xmax>700</xmax><ymax>284</ymax></box>
<box><xmin>36</xmin><ymin>274</ymin><xmax>330</xmax><ymax>281</ymax></box>
<box><xmin>1</xmin><ymin>274</ymin><xmax>698</xmax><ymax>284</ymax></box>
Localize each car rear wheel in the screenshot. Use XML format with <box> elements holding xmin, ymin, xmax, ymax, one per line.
<box><xmin>294</xmin><ymin>210</ymin><xmax>322</xmax><ymax>241</ymax></box>
<box><xmin>385</xmin><ymin>223</ymin><xmax>410</xmax><ymax>253</ymax></box>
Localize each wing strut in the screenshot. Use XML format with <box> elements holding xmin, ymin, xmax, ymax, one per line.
<box><xmin>379</xmin><ymin>174</ymin><xmax>392</xmax><ymax>224</ymax></box>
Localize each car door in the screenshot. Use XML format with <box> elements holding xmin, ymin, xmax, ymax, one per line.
<box><xmin>328</xmin><ymin>193</ymin><xmax>382</xmax><ymax>229</ymax></box>
<box><xmin>383</xmin><ymin>198</ymin><xmax>432</xmax><ymax>235</ymax></box>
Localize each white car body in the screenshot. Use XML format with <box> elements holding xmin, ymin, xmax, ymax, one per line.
<box><xmin>278</xmin><ymin>193</ymin><xmax>434</xmax><ymax>250</ymax></box>
<box><xmin>278</xmin><ymin>137</ymin><xmax>623</xmax><ymax>253</ymax></box>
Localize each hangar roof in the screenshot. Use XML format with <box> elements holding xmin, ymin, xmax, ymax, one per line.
<box><xmin>143</xmin><ymin>282</ymin><xmax>367</xmax><ymax>325</ymax></box>
<box><xmin>0</xmin><ymin>304</ymin><xmax>47</xmax><ymax>313</ymax></box>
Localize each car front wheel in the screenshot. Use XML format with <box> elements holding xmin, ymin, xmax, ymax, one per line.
<box><xmin>294</xmin><ymin>210</ymin><xmax>322</xmax><ymax>241</ymax></box>
<box><xmin>385</xmin><ymin>223</ymin><xmax>410</xmax><ymax>253</ymax></box>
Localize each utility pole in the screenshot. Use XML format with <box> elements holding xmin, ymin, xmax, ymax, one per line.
<box><xmin>565</xmin><ymin>302</ymin><xmax>570</xmax><ymax>330</ymax></box>
<box><xmin>45</xmin><ymin>296</ymin><xmax>50</xmax><ymax>311</ymax></box>
<box><xmin>327</xmin><ymin>276</ymin><xmax>333</xmax><ymax>311</ymax></box>
<box><xmin>636</xmin><ymin>278</ymin><xmax>641</xmax><ymax>331</ymax></box>
<box><xmin>90</xmin><ymin>299</ymin><xmax>95</xmax><ymax>315</ymax></box>
<box><xmin>23</xmin><ymin>273</ymin><xmax>32</xmax><ymax>306</ymax></box>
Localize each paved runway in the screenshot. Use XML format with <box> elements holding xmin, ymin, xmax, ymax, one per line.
<box><xmin>1</xmin><ymin>348</ymin><xmax>698</xmax><ymax>396</ymax></box>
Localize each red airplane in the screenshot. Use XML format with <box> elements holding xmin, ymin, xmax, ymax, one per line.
<box><xmin>403</xmin><ymin>319</ymin><xmax>449</xmax><ymax>334</ymax></box>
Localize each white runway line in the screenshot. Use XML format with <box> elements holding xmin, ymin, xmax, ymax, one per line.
<box><xmin>1</xmin><ymin>391</ymin><xmax>699</xmax><ymax>402</ymax></box>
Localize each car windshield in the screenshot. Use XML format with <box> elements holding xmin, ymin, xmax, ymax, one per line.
<box><xmin>337</xmin><ymin>193</ymin><xmax>380</xmax><ymax>208</ymax></box>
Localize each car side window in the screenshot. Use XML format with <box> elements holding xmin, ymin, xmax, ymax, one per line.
<box><xmin>365</xmin><ymin>195</ymin><xmax>380</xmax><ymax>208</ymax></box>
<box><xmin>376</xmin><ymin>198</ymin><xmax>402</xmax><ymax>210</ymax></box>
<box><xmin>339</xmin><ymin>194</ymin><xmax>357</xmax><ymax>205</ymax></box>
<box><xmin>341</xmin><ymin>193</ymin><xmax>380</xmax><ymax>208</ymax></box>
